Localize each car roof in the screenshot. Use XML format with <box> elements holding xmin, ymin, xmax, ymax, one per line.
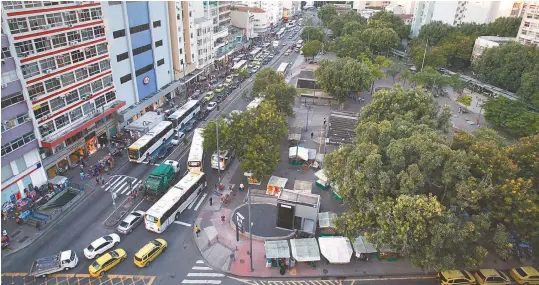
<box><xmin>521</xmin><ymin>267</ymin><xmax>539</xmax><ymax>275</ymax></box>
<box><xmin>123</xmin><ymin>213</ymin><xmax>139</xmax><ymax>223</ymax></box>
<box><xmin>90</xmin><ymin>237</ymin><xmax>107</xmax><ymax>247</ymax></box>
<box><xmin>95</xmin><ymin>252</ymin><xmax>113</xmax><ymax>264</ymax></box>
<box><xmin>441</xmin><ymin>270</ymin><xmax>470</xmax><ymax>279</ymax></box>
<box><xmin>478</xmin><ymin>269</ymin><xmax>502</xmax><ymax>277</ymax></box>
<box><xmin>135</xmin><ymin>242</ymin><xmax>157</xmax><ymax>258</ymax></box>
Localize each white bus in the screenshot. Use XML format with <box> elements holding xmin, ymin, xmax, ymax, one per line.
<box><xmin>246</xmin><ymin>97</ymin><xmax>264</xmax><ymax>110</ymax></box>
<box><xmin>211</xmin><ymin>150</ymin><xmax>235</xmax><ymax>171</ymax></box>
<box><xmin>128</xmin><ymin>121</ymin><xmax>174</xmax><ymax>163</ymax></box>
<box><xmin>276</xmin><ymin>30</ymin><xmax>285</xmax><ymax>39</ymax></box>
<box><xmin>187</xmin><ymin>128</ymin><xmax>204</xmax><ymax>173</ymax></box>
<box><xmin>277</xmin><ymin>62</ymin><xmax>289</xmax><ymax>75</ymax></box>
<box><xmin>167</xmin><ymin>100</ymin><xmax>201</xmax><ymax>129</ymax></box>
<box><xmin>249</xmin><ymin>48</ymin><xmax>262</xmax><ymax>59</ymax></box>
<box><xmin>232</xmin><ymin>60</ymin><xmax>248</xmax><ymax>74</ymax></box>
<box><xmin>144</xmin><ymin>172</ymin><xmax>207</xmax><ymax>233</ymax></box>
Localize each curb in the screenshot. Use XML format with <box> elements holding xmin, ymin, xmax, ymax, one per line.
<box><xmin>2</xmin><ymin>158</ymin><xmax>129</xmax><ymax>258</ymax></box>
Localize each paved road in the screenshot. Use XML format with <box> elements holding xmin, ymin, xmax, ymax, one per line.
<box><xmin>1</xmin><ymin>27</ymin><xmax>304</xmax><ymax>285</ymax></box>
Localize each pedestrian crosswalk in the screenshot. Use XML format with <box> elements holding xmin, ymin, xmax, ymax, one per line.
<box><xmin>102</xmin><ymin>175</ymin><xmax>142</xmax><ymax>195</ymax></box>
<box><xmin>182</xmin><ymin>260</ymin><xmax>225</xmax><ymax>284</ymax></box>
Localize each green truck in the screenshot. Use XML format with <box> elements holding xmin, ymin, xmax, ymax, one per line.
<box><xmin>144</xmin><ymin>160</ymin><xmax>181</xmax><ymax>196</ymax></box>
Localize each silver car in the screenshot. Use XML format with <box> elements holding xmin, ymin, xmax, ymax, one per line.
<box><xmin>117</xmin><ymin>210</ymin><xmax>145</xmax><ymax>234</ymax></box>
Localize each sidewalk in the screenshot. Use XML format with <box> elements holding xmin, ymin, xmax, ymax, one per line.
<box><xmin>1</xmin><ymin>147</ymin><xmax>129</xmax><ymax>257</ymax></box>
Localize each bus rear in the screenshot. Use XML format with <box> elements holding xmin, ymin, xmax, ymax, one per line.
<box><xmin>187</xmin><ymin>128</ymin><xmax>205</xmax><ymax>173</ymax></box>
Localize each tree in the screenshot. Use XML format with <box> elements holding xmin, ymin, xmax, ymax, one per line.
<box><xmin>303</xmin><ymin>16</ymin><xmax>314</xmax><ymax>27</ymax></box>
<box><xmin>301</xmin><ymin>26</ymin><xmax>325</xmax><ymax>42</ymax></box>
<box><xmin>486</xmin><ymin>17</ymin><xmax>522</xmax><ymax>37</ymax></box>
<box><xmin>517</xmin><ymin>67</ymin><xmax>539</xmax><ymax>108</ymax></box>
<box><xmin>484</xmin><ymin>97</ymin><xmax>539</xmax><ymax>137</ymax></box>
<box><xmin>263</xmin><ymin>82</ymin><xmax>297</xmax><ymax>117</ymax></box>
<box><xmin>361</xmin><ymin>28</ymin><xmax>399</xmax><ymax>55</ymax></box>
<box><xmin>386</xmin><ymin>62</ymin><xmax>404</xmax><ymax>82</ymax></box>
<box><xmin>252</xmin><ymin>68</ymin><xmax>284</xmax><ymax>98</ymax></box>
<box><xmin>438</xmin><ymin>33</ymin><xmax>474</xmax><ymax>69</ymax></box>
<box><xmin>302</xmin><ymin>40</ymin><xmax>322</xmax><ymax>59</ymax></box>
<box><xmin>505</xmin><ymin>135</ymin><xmax>539</xmax><ymax>182</ymax></box>
<box><xmin>328</xmin><ymin>17</ymin><xmax>345</xmax><ymax>37</ymax></box>
<box><xmin>369</xmin><ymin>10</ymin><xmax>409</xmax><ymax>38</ymax></box>
<box><xmin>410</xmin><ymin>40</ymin><xmax>448</xmax><ymax>69</ymax></box>
<box><xmin>238</xmin><ymin>68</ymin><xmax>248</xmax><ymax>81</ymax></box>
<box><xmin>315</xmin><ymin>58</ymin><xmax>372</xmax><ymax>105</ymax></box>
<box><xmin>333</xmin><ymin>33</ymin><xmax>371</xmax><ymax>59</ymax></box>
<box><xmin>417</xmin><ymin>21</ymin><xmax>455</xmax><ymax>46</ymax></box>
<box><xmin>318</xmin><ymin>5</ymin><xmax>337</xmax><ymax>27</ymax></box>
<box><xmin>456</xmin><ymin>95</ymin><xmax>472</xmax><ymax>106</ymax></box>
<box><xmin>202</xmin><ymin>118</ymin><xmax>230</xmax><ymax>153</ymax></box>
<box><xmin>342</xmin><ymin>21</ymin><xmax>365</xmax><ymax>36</ymax></box>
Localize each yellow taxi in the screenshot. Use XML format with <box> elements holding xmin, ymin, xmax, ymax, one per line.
<box><xmin>204</xmin><ymin>91</ymin><xmax>215</xmax><ymax>102</ymax></box>
<box><xmin>88</xmin><ymin>249</ymin><xmax>126</xmax><ymax>277</ymax></box>
<box><xmin>473</xmin><ymin>269</ymin><xmax>511</xmax><ymax>285</ymax></box>
<box><xmin>215</xmin><ymin>85</ymin><xmax>225</xmax><ymax>93</ymax></box>
<box><xmin>223</xmin><ymin>81</ymin><xmax>231</xmax><ymax>88</ymax></box>
<box><xmin>438</xmin><ymin>270</ymin><xmax>476</xmax><ymax>285</ymax></box>
<box><xmin>134</xmin><ymin>239</ymin><xmax>167</xmax><ymax>267</ymax></box>
<box><xmin>285</xmin><ymin>51</ymin><xmax>291</xmax><ymax>56</ymax></box>
<box><xmin>510</xmin><ymin>266</ymin><xmax>539</xmax><ymax>284</ymax></box>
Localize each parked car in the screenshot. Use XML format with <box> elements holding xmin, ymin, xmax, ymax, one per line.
<box><xmin>282</xmin><ymin>42</ymin><xmax>287</xmax><ymax>46</ymax></box>
<box><xmin>509</xmin><ymin>266</ymin><xmax>539</xmax><ymax>285</ymax></box>
<box><xmin>204</xmin><ymin>91</ymin><xmax>215</xmax><ymax>102</ymax></box>
<box><xmin>170</xmin><ymin>132</ymin><xmax>186</xmax><ymax>146</ymax></box>
<box><xmin>117</xmin><ymin>210</ymin><xmax>145</xmax><ymax>234</ymax></box>
<box><xmin>285</xmin><ymin>51</ymin><xmax>291</xmax><ymax>56</ymax></box>
<box><xmin>207</xmin><ymin>101</ymin><xmax>218</xmax><ymax>111</ymax></box>
<box><xmin>215</xmin><ymin>84</ymin><xmax>225</xmax><ymax>93</ymax></box>
<box><xmin>88</xmin><ymin>249</ymin><xmax>126</xmax><ymax>277</ymax></box>
<box><xmin>473</xmin><ymin>269</ymin><xmax>511</xmax><ymax>285</ymax></box>
<box><xmin>134</xmin><ymin>239</ymin><xmax>167</xmax><ymax>268</ymax></box>
<box><xmin>437</xmin><ymin>270</ymin><xmax>475</xmax><ymax>285</ymax></box>
<box><xmin>83</xmin><ymin>234</ymin><xmax>121</xmax><ymax>259</ymax></box>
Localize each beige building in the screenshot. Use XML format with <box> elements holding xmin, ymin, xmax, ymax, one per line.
<box><xmin>471</xmin><ymin>36</ymin><xmax>515</xmax><ymax>62</ymax></box>
<box><xmin>517</xmin><ymin>2</ymin><xmax>539</xmax><ymax>46</ymax></box>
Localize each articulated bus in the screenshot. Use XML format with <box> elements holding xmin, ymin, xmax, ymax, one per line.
<box><xmin>128</xmin><ymin>121</ymin><xmax>174</xmax><ymax>163</ymax></box>
<box><xmin>277</xmin><ymin>62</ymin><xmax>289</xmax><ymax>76</ymax></box>
<box><xmin>187</xmin><ymin>128</ymin><xmax>204</xmax><ymax>173</ymax></box>
<box><xmin>249</xmin><ymin>48</ymin><xmax>262</xmax><ymax>59</ymax></box>
<box><xmin>167</xmin><ymin>100</ymin><xmax>200</xmax><ymax>129</ymax></box>
<box><xmin>246</xmin><ymin>97</ymin><xmax>264</xmax><ymax>110</ymax></box>
<box><xmin>144</xmin><ymin>172</ymin><xmax>207</xmax><ymax>233</ymax></box>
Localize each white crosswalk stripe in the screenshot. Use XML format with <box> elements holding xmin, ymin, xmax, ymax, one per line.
<box><xmin>182</xmin><ymin>261</ymin><xmax>224</xmax><ymax>284</ymax></box>
<box><xmin>102</xmin><ymin>175</ymin><xmax>141</xmax><ymax>196</ymax></box>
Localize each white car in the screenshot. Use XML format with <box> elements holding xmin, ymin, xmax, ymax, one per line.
<box><xmin>171</xmin><ymin>131</ymin><xmax>186</xmax><ymax>146</ymax></box>
<box><xmin>83</xmin><ymin>234</ymin><xmax>120</xmax><ymax>259</ymax></box>
<box><xmin>207</xmin><ymin>102</ymin><xmax>218</xmax><ymax>111</ymax></box>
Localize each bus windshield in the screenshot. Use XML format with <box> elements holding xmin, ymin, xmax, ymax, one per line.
<box><xmin>145</xmin><ymin>214</ymin><xmax>159</xmax><ymax>223</ymax></box>
<box><xmin>128</xmin><ymin>148</ymin><xmax>139</xmax><ymax>160</ymax></box>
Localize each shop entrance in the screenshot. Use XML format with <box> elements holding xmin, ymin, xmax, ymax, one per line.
<box><xmin>47</xmin><ymin>165</ymin><xmax>58</xmax><ymax>179</ymax></box>
<box><xmin>85</xmin><ymin>131</ymin><xmax>97</xmax><ymax>155</ymax></box>
<box><xmin>70</xmin><ymin>147</ymin><xmax>85</xmax><ymax>164</ymax></box>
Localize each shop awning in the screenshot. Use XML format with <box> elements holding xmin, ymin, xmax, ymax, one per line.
<box><xmin>48</xmin><ymin>175</ymin><xmax>68</xmax><ymax>186</ymax></box>
<box><xmin>293</xmin><ymin>180</ymin><xmax>312</xmax><ymax>194</ymax></box>
<box><xmin>314</xmin><ymin>169</ymin><xmax>329</xmax><ymax>183</ymax></box>
<box><xmin>318</xmin><ymin>212</ymin><xmax>337</xmax><ymax>229</ymax></box>
<box><xmin>352</xmin><ymin>236</ymin><xmax>377</xmax><ymax>256</ymax></box>
<box><xmin>264</xmin><ymin>240</ymin><xmax>290</xmax><ymax>259</ymax></box>
<box><xmin>290</xmin><ymin>238</ymin><xmax>320</xmax><ymax>262</ymax></box>
<box><xmin>318</xmin><ymin>236</ymin><xmax>354</xmax><ymax>264</ymax></box>
<box><xmin>268</xmin><ymin>176</ymin><xmax>288</xmax><ymax>189</ymax></box>
<box><xmin>289</xmin><ymin>146</ymin><xmax>309</xmax><ymax>161</ymax></box>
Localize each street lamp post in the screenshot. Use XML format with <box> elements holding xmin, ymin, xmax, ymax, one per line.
<box><xmin>248</xmin><ymin>187</ymin><xmax>253</xmax><ymax>272</ymax></box>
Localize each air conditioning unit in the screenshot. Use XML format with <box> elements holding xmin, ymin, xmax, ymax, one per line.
<box><xmin>1</xmin><ymin>84</ymin><xmax>7</xmax><ymax>89</ymax></box>
<box><xmin>43</xmin><ymin>25</ymin><xmax>51</xmax><ymax>30</ymax></box>
<box><xmin>97</xmin><ymin>15</ymin><xmax>103</xmax><ymax>19</ymax></box>
<box><xmin>84</xmin><ymin>47</ymin><xmax>91</xmax><ymax>52</ymax></box>
<box><xmin>69</xmin><ymin>41</ymin><xmax>79</xmax><ymax>46</ymax></box>
<box><xmin>32</xmin><ymin>97</ymin><xmax>38</xmax><ymax>102</ymax></box>
<box><xmin>45</xmin><ymin>69</ymin><xmax>53</xmax><ymax>74</ymax></box>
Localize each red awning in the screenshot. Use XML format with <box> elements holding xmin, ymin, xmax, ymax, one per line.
<box><xmin>41</xmin><ymin>101</ymin><xmax>125</xmax><ymax>148</ymax></box>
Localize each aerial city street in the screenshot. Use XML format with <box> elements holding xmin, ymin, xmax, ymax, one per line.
<box><xmin>1</xmin><ymin>1</ymin><xmax>538</xmax><ymax>285</ymax></box>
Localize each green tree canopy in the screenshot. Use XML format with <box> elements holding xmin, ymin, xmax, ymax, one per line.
<box><xmin>333</xmin><ymin>33</ymin><xmax>371</xmax><ymax>59</ymax></box>
<box><xmin>369</xmin><ymin>10</ymin><xmax>409</xmax><ymax>38</ymax></box>
<box><xmin>386</xmin><ymin>62</ymin><xmax>404</xmax><ymax>82</ymax></box>
<box><xmin>301</xmin><ymin>26</ymin><xmax>325</xmax><ymax>42</ymax></box>
<box><xmin>202</xmin><ymin>118</ymin><xmax>230</xmax><ymax>153</ymax></box>
<box><xmin>302</xmin><ymin>40</ymin><xmax>322</xmax><ymax>59</ymax></box>
<box><xmin>250</xmin><ymin>68</ymin><xmax>296</xmax><ymax>116</ymax></box>
<box><xmin>484</xmin><ymin>97</ymin><xmax>539</xmax><ymax>137</ymax></box>
<box><xmin>486</xmin><ymin>17</ymin><xmax>522</xmax><ymax>37</ymax></box>
<box><xmin>361</xmin><ymin>28</ymin><xmax>399</xmax><ymax>55</ymax></box>
<box><xmin>516</xmin><ymin>67</ymin><xmax>539</xmax><ymax>108</ymax></box>
<box><xmin>318</xmin><ymin>5</ymin><xmax>337</xmax><ymax>26</ymax></box>
<box><xmin>417</xmin><ymin>21</ymin><xmax>454</xmax><ymax>45</ymax></box>
<box><xmin>251</xmin><ymin>68</ymin><xmax>284</xmax><ymax>98</ymax></box>
<box><xmin>315</xmin><ymin>58</ymin><xmax>372</xmax><ymax>104</ymax></box>
<box><xmin>342</xmin><ymin>21</ymin><xmax>365</xmax><ymax>36</ymax></box>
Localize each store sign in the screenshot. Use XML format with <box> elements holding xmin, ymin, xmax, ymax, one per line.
<box><xmin>143</xmin><ymin>76</ymin><xmax>150</xmax><ymax>85</ymax></box>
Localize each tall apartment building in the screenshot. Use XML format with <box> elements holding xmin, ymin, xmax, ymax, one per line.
<box><xmin>411</xmin><ymin>1</ymin><xmax>510</xmax><ymax>37</ymax></box>
<box><xmin>1</xmin><ymin>1</ymin><xmax>123</xmax><ymax>180</ymax></box>
<box><xmin>243</xmin><ymin>1</ymin><xmax>283</xmax><ymax>28</ymax></box>
<box><xmin>517</xmin><ymin>2</ymin><xmax>539</xmax><ymax>46</ymax></box>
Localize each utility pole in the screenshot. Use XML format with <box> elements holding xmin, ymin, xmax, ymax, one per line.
<box><xmin>248</xmin><ymin>187</ymin><xmax>253</xmax><ymax>272</ymax></box>
<box><xmin>215</xmin><ymin>117</ymin><xmax>221</xmax><ymax>184</ymax></box>
<box><xmin>420</xmin><ymin>38</ymin><xmax>428</xmax><ymax>72</ymax></box>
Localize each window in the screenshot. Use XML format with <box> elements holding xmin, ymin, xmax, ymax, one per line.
<box><xmin>39</xmin><ymin>121</ymin><xmax>55</xmax><ymax>137</ymax></box>
<box><xmin>153</xmin><ymin>20</ymin><xmax>161</xmax><ymax>28</ymax></box>
<box><xmin>135</xmin><ymin>64</ymin><xmax>153</xmax><ymax>76</ymax></box>
<box><xmin>105</xmin><ymin>91</ymin><xmax>116</xmax><ymax>103</ymax></box>
<box><xmin>94</xmin><ymin>95</ymin><xmax>106</xmax><ymax>108</ymax></box>
<box><xmin>28</xmin><ymin>15</ymin><xmax>46</xmax><ymax>31</ymax></box>
<box><xmin>1</xmin><ymin>132</ymin><xmax>36</xmax><ymax>157</ymax></box>
<box><xmin>51</xmin><ymin>33</ymin><xmax>67</xmax><ymax>48</ymax></box>
<box><xmin>14</xmin><ymin>40</ymin><xmax>34</xmax><ymax>57</ymax></box>
<box><xmin>69</xmin><ymin>106</ymin><xmax>83</xmax><ymax>121</ymax></box>
<box><xmin>82</xmin><ymin>101</ymin><xmax>95</xmax><ymax>115</ymax></box>
<box><xmin>109</xmin><ymin>1</ymin><xmax>121</xmax><ymax>5</ymax></box>
<box><xmin>71</xmin><ymin>49</ymin><xmax>85</xmax><ymax>63</ymax></box>
<box><xmin>56</xmin><ymin>53</ymin><xmax>72</xmax><ymax>68</ymax></box>
<box><xmin>14</xmin><ymin>157</ymin><xmax>27</xmax><ymax>173</ymax></box>
<box><xmin>2</xmin><ymin>165</ymin><xmax>14</xmax><ymax>183</ymax></box>
<box><xmin>34</xmin><ymin>37</ymin><xmax>52</xmax><ymax>53</ymax></box>
<box><xmin>63</xmin><ymin>11</ymin><xmax>78</xmax><ymax>25</ymax></box>
<box><xmin>2</xmin><ymin>1</ymin><xmax>24</xmax><ymax>10</ymax></box>
<box><xmin>21</xmin><ymin>62</ymin><xmax>40</xmax><ymax>79</ymax></box>
<box><xmin>120</xmin><ymin>73</ymin><xmax>132</xmax><ymax>84</ymax></box>
<box><xmin>27</xmin><ymin>83</ymin><xmax>45</xmax><ymax>99</ymax></box>
<box><xmin>2</xmin><ymin>113</ymin><xmax>30</xmax><ymax>132</ymax></box>
<box><xmin>1</xmin><ymin>92</ymin><xmax>24</xmax><ymax>109</ymax></box>
<box><xmin>155</xmin><ymin>40</ymin><xmax>163</xmax><ymax>48</ymax></box>
<box><xmin>84</xmin><ymin>46</ymin><xmax>97</xmax><ymax>59</ymax></box>
<box><xmin>66</xmin><ymin>89</ymin><xmax>79</xmax><ymax>104</ymax></box>
<box><xmin>1</xmin><ymin>47</ymin><xmax>12</xmax><ymax>59</ymax></box>
<box><xmin>33</xmin><ymin>102</ymin><xmax>51</xmax><ymax>120</ymax></box>
<box><xmin>78</xmin><ymin>84</ymin><xmax>91</xmax><ymax>99</ymax></box>
<box><xmin>129</xmin><ymin>23</ymin><xmax>150</xmax><ymax>35</ymax></box>
<box><xmin>54</xmin><ymin>113</ymin><xmax>70</xmax><ymax>129</ymax></box>
<box><xmin>113</xmin><ymin>29</ymin><xmax>126</xmax><ymax>39</ymax></box>
<box><xmin>88</xmin><ymin>63</ymin><xmax>100</xmax><ymax>76</ymax></box>
<box><xmin>157</xmin><ymin>59</ymin><xmax>165</xmax><ymax>66</ymax></box>
<box><xmin>79</xmin><ymin>9</ymin><xmax>91</xmax><ymax>22</ymax></box>
<box><xmin>93</xmin><ymin>26</ymin><xmax>105</xmax><ymax>38</ymax></box>
<box><xmin>116</xmin><ymin>52</ymin><xmax>129</xmax><ymax>62</ymax></box>
<box><xmin>75</xmin><ymin>67</ymin><xmax>88</xmax><ymax>81</ymax></box>
<box><xmin>60</xmin><ymin>71</ymin><xmax>75</xmax><ymax>86</ymax></box>
<box><xmin>67</xmin><ymin>31</ymin><xmax>81</xmax><ymax>42</ymax></box>
<box><xmin>102</xmin><ymin>75</ymin><xmax>113</xmax><ymax>87</ymax></box>
<box><xmin>91</xmin><ymin>79</ymin><xmax>103</xmax><ymax>92</ymax></box>
<box><xmin>44</xmin><ymin>77</ymin><xmax>61</xmax><ymax>93</ymax></box>
<box><xmin>49</xmin><ymin>96</ymin><xmax>66</xmax><ymax>112</ymax></box>
<box><xmin>100</xmin><ymin>59</ymin><xmax>111</xmax><ymax>71</ymax></box>
<box><xmin>133</xmin><ymin>44</ymin><xmax>152</xmax><ymax>56</ymax></box>
<box><xmin>46</xmin><ymin>13</ymin><xmax>63</xmax><ymax>27</ymax></box>
<box><xmin>1</xmin><ymin>70</ymin><xmax>18</xmax><ymax>84</ymax></box>
<box><xmin>90</xmin><ymin>7</ymin><xmax>102</xmax><ymax>20</ymax></box>
<box><xmin>96</xmin><ymin>43</ymin><xmax>107</xmax><ymax>55</ymax></box>
<box><xmin>39</xmin><ymin>57</ymin><xmax>56</xmax><ymax>72</ymax></box>
<box><xmin>8</xmin><ymin>17</ymin><xmax>29</xmax><ymax>34</ymax></box>
<box><xmin>81</xmin><ymin>27</ymin><xmax>94</xmax><ymax>41</ymax></box>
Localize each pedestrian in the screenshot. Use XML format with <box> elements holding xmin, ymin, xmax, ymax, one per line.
<box><xmin>311</xmin><ymin>132</ymin><xmax>314</xmax><ymax>139</ymax></box>
<box><xmin>194</xmin><ymin>225</ymin><xmax>201</xmax><ymax>237</ymax></box>
<box><xmin>221</xmin><ymin>215</ymin><xmax>225</xmax><ymax>225</ymax></box>
<box><xmin>15</xmin><ymin>217</ymin><xmax>21</xmax><ymax>225</ymax></box>
<box><xmin>209</xmin><ymin>197</ymin><xmax>213</xmax><ymax>206</ymax></box>
<box><xmin>239</xmin><ymin>183</ymin><xmax>245</xmax><ymax>192</ymax></box>
<box><xmin>323</xmin><ymin>118</ymin><xmax>326</xmax><ymax>125</ymax></box>
<box><xmin>36</xmin><ymin>221</ymin><xmax>41</xmax><ymax>231</ymax></box>
<box><xmin>80</xmin><ymin>164</ymin><xmax>84</xmax><ymax>171</ymax></box>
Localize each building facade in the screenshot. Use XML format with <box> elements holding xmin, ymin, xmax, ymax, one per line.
<box><xmin>230</xmin><ymin>7</ymin><xmax>256</xmax><ymax>39</ymax></box>
<box><xmin>517</xmin><ymin>2</ymin><xmax>539</xmax><ymax>46</ymax></box>
<box><xmin>231</xmin><ymin>6</ymin><xmax>270</xmax><ymax>37</ymax></box>
<box><xmin>471</xmin><ymin>36</ymin><xmax>515</xmax><ymax>62</ymax></box>
<box><xmin>2</xmin><ymin>1</ymin><xmax>123</xmax><ymax>180</ymax></box>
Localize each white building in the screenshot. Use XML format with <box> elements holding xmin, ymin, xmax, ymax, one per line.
<box><xmin>242</xmin><ymin>1</ymin><xmax>283</xmax><ymax>27</ymax></box>
<box><xmin>282</xmin><ymin>0</ymin><xmax>301</xmax><ymax>19</ymax></box>
<box><xmin>411</xmin><ymin>1</ymin><xmax>513</xmax><ymax>37</ymax></box>
<box><xmin>385</xmin><ymin>3</ymin><xmax>405</xmax><ymax>14</ymax></box>
<box><xmin>352</xmin><ymin>1</ymin><xmax>392</xmax><ymax>11</ymax></box>
<box><xmin>471</xmin><ymin>36</ymin><xmax>515</xmax><ymax>62</ymax></box>
<box><xmin>230</xmin><ymin>7</ymin><xmax>257</xmax><ymax>39</ymax></box>
<box><xmin>232</xmin><ymin>6</ymin><xmax>271</xmax><ymax>38</ymax></box>
<box><xmin>517</xmin><ymin>2</ymin><xmax>539</xmax><ymax>46</ymax></box>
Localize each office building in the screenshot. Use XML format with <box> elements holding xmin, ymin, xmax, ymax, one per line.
<box><xmin>517</xmin><ymin>2</ymin><xmax>539</xmax><ymax>46</ymax></box>
<box><xmin>1</xmin><ymin>1</ymin><xmax>123</xmax><ymax>179</ymax></box>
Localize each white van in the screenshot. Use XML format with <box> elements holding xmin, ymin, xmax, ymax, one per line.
<box><xmin>273</xmin><ymin>41</ymin><xmax>279</xmax><ymax>48</ymax></box>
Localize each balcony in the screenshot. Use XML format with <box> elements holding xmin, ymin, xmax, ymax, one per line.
<box><xmin>41</xmin><ymin>100</ymin><xmax>125</xmax><ymax>148</ymax></box>
<box><xmin>214</xmin><ymin>28</ymin><xmax>228</xmax><ymax>39</ymax></box>
<box><xmin>219</xmin><ymin>15</ymin><xmax>231</xmax><ymax>24</ymax></box>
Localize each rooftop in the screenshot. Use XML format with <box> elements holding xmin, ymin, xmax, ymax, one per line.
<box><xmin>230</xmin><ymin>5</ymin><xmax>265</xmax><ymax>13</ymax></box>
<box><xmin>477</xmin><ymin>36</ymin><xmax>515</xmax><ymax>44</ymax></box>
<box><xmin>327</xmin><ymin>111</ymin><xmax>358</xmax><ymax>146</ymax></box>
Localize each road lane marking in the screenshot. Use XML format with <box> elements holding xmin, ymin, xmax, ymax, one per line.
<box><xmin>187</xmin><ymin>273</ymin><xmax>225</xmax><ymax>277</ymax></box>
<box><xmin>105</xmin><ymin>176</ymin><xmax>127</xmax><ymax>191</ymax></box>
<box><xmin>194</xmin><ymin>193</ymin><xmax>207</xmax><ymax>211</ymax></box>
<box><xmin>191</xmin><ymin>266</ymin><xmax>213</xmax><ymax>270</ymax></box>
<box><xmin>182</xmin><ymin>280</ymin><xmax>221</xmax><ymax>284</ymax></box>
<box><xmin>196</xmin><ymin>260</ymin><xmax>204</xmax><ymax>264</ymax></box>
<box><xmin>174</xmin><ymin>221</ymin><xmax>191</xmax><ymax>227</ymax></box>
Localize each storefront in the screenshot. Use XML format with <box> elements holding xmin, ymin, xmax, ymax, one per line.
<box><xmin>85</xmin><ymin>131</ymin><xmax>98</xmax><ymax>156</ymax></box>
<box><xmin>69</xmin><ymin>147</ymin><xmax>85</xmax><ymax>165</ymax></box>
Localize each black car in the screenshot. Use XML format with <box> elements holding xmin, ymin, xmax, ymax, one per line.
<box><xmin>197</xmin><ymin>109</ymin><xmax>210</xmax><ymax>120</ymax></box>
<box><xmin>183</xmin><ymin>120</ymin><xmax>197</xmax><ymax>132</ymax></box>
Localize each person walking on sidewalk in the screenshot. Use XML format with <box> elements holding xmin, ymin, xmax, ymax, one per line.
<box><xmin>209</xmin><ymin>197</ymin><xmax>213</xmax><ymax>206</ymax></box>
<box><xmin>194</xmin><ymin>225</ymin><xmax>201</xmax><ymax>237</ymax></box>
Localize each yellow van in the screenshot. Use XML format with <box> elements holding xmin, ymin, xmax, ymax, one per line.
<box><xmin>510</xmin><ymin>267</ymin><xmax>539</xmax><ymax>284</ymax></box>
<box><xmin>89</xmin><ymin>249</ymin><xmax>126</xmax><ymax>277</ymax></box>
<box><xmin>134</xmin><ymin>239</ymin><xmax>167</xmax><ymax>267</ymax></box>
<box><xmin>438</xmin><ymin>270</ymin><xmax>476</xmax><ymax>285</ymax></box>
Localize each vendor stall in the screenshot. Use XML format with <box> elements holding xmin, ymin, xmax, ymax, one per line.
<box><xmin>318</xmin><ymin>236</ymin><xmax>354</xmax><ymax>264</ymax></box>
<box><xmin>314</xmin><ymin>169</ymin><xmax>330</xmax><ymax>190</ymax></box>
<box><xmin>289</xmin><ymin>146</ymin><xmax>309</xmax><ymax>165</ymax></box>
<box><xmin>48</xmin><ymin>176</ymin><xmax>70</xmax><ymax>190</ymax></box>
<box><xmin>376</xmin><ymin>245</ymin><xmax>399</xmax><ymax>261</ymax></box>
<box><xmin>293</xmin><ymin>180</ymin><xmax>312</xmax><ymax>195</ymax></box>
<box><xmin>290</xmin><ymin>238</ymin><xmax>320</xmax><ymax>268</ymax></box>
<box><xmin>267</xmin><ymin>176</ymin><xmax>288</xmax><ymax>196</ymax></box>
<box><xmin>244</xmin><ymin>172</ymin><xmax>261</xmax><ymax>185</ymax></box>
<box><xmin>264</xmin><ymin>240</ymin><xmax>291</xmax><ymax>269</ymax></box>
<box><xmin>288</xmin><ymin>133</ymin><xmax>301</xmax><ymax>147</ymax></box>
<box><xmin>312</xmin><ymin>153</ymin><xmax>324</xmax><ymax>169</ymax></box>
<box><xmin>332</xmin><ymin>184</ymin><xmax>342</xmax><ymax>201</ymax></box>
<box><xmin>318</xmin><ymin>212</ymin><xmax>338</xmax><ymax>236</ymax></box>
<box><xmin>352</xmin><ymin>236</ymin><xmax>377</xmax><ymax>261</ymax></box>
